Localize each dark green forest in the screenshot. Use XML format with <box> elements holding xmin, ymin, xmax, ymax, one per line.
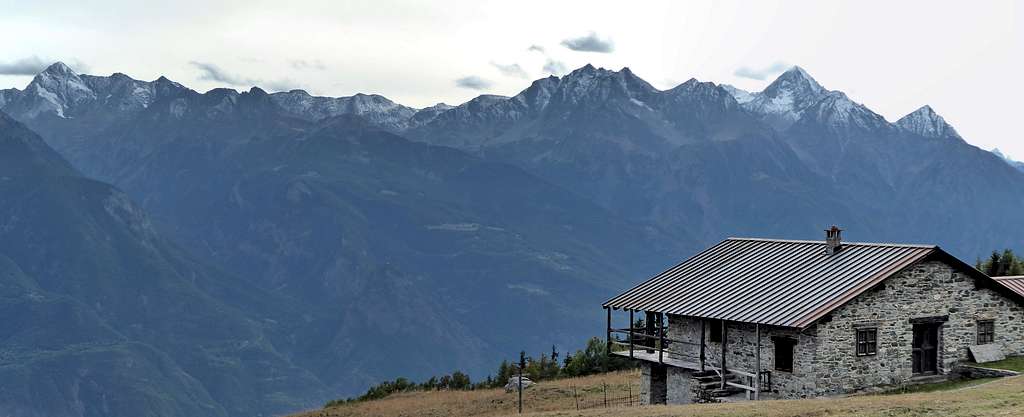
<box><xmin>976</xmin><ymin>249</ymin><xmax>1024</xmax><ymax>277</ymax></box>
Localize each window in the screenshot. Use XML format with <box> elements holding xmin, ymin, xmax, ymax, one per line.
<box><xmin>977</xmin><ymin>320</ymin><xmax>995</xmax><ymax>345</ymax></box>
<box><xmin>708</xmin><ymin>319</ymin><xmax>722</xmax><ymax>343</ymax></box>
<box><xmin>774</xmin><ymin>337</ymin><xmax>796</xmax><ymax>372</ymax></box>
<box><xmin>856</xmin><ymin>328</ymin><xmax>878</xmax><ymax>356</ymax></box>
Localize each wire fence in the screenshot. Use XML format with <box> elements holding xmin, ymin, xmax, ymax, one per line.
<box><xmin>570</xmin><ymin>382</ymin><xmax>641</xmax><ymax>410</ymax></box>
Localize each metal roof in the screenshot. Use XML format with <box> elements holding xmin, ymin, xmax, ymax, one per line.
<box><xmin>994</xmin><ymin>276</ymin><xmax>1024</xmax><ymax>298</ymax></box>
<box><xmin>604</xmin><ymin>238</ymin><xmax>940</xmax><ymax>328</ymax></box>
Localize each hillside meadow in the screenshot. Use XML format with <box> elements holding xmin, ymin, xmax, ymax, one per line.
<box><xmin>292</xmin><ymin>359</ymin><xmax>1024</xmax><ymax>417</ymax></box>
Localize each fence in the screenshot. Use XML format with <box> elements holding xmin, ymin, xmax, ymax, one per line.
<box><xmin>571</xmin><ymin>382</ymin><xmax>641</xmax><ymax>410</ymax></box>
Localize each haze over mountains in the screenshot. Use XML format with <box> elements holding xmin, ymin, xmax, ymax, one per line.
<box><xmin>2</xmin><ymin>62</ymin><xmax>1023</xmax><ymax>417</ymax></box>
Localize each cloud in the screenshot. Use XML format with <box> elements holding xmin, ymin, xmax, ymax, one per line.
<box><xmin>560</xmin><ymin>32</ymin><xmax>614</xmax><ymax>53</ymax></box>
<box><xmin>542</xmin><ymin>59</ymin><xmax>568</xmax><ymax>76</ymax></box>
<box><xmin>0</xmin><ymin>56</ymin><xmax>89</xmax><ymax>76</ymax></box>
<box><xmin>0</xmin><ymin>56</ymin><xmax>50</xmax><ymax>75</ymax></box>
<box><xmin>527</xmin><ymin>44</ymin><xmax>546</xmax><ymax>53</ymax></box>
<box><xmin>290</xmin><ymin>59</ymin><xmax>326</xmax><ymax>71</ymax></box>
<box><xmin>733</xmin><ymin>61</ymin><xmax>791</xmax><ymax>81</ymax></box>
<box><xmin>454</xmin><ymin>75</ymin><xmax>492</xmax><ymax>90</ymax></box>
<box><xmin>490</xmin><ymin>62</ymin><xmax>528</xmax><ymax>78</ymax></box>
<box><xmin>190</xmin><ymin>61</ymin><xmax>253</xmax><ymax>85</ymax></box>
<box><xmin>190</xmin><ymin>61</ymin><xmax>300</xmax><ymax>92</ymax></box>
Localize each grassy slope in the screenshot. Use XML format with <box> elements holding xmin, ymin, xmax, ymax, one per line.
<box><xmin>291</xmin><ymin>371</ymin><xmax>640</xmax><ymax>417</ymax></box>
<box><xmin>292</xmin><ymin>364</ymin><xmax>1024</xmax><ymax>417</ymax></box>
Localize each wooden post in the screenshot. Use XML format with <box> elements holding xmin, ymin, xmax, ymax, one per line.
<box><xmin>606</xmin><ymin>307</ymin><xmax>612</xmax><ymax>356</ymax></box>
<box><xmin>603</xmin><ymin>382</ymin><xmax>608</xmax><ymax>408</ymax></box>
<box><xmin>700</xmin><ymin>320</ymin><xmax>706</xmax><ymax>372</ymax></box>
<box><xmin>658</xmin><ymin>313</ymin><xmax>665</xmax><ymax>364</ymax></box>
<box><xmin>628</xmin><ymin>309</ymin><xmax>634</xmax><ymax>358</ymax></box>
<box><xmin>720</xmin><ymin>320</ymin><xmax>728</xmax><ymax>390</ymax></box>
<box><xmin>645</xmin><ymin>311</ymin><xmax>657</xmax><ymax>354</ymax></box>
<box><xmin>573</xmin><ymin>385</ymin><xmax>579</xmax><ymax>411</ymax></box>
<box><xmin>696</xmin><ymin>319</ymin><xmax>704</xmax><ymax>372</ymax></box>
<box><xmin>755</xmin><ymin>323</ymin><xmax>761</xmax><ymax>400</ymax></box>
<box><xmin>519</xmin><ymin>351</ymin><xmax>525</xmax><ymax>414</ymax></box>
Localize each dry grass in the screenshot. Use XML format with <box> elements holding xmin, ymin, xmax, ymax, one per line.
<box><xmin>289</xmin><ymin>370</ymin><xmax>639</xmax><ymax>417</ymax></box>
<box><xmin>290</xmin><ymin>372</ymin><xmax>1024</xmax><ymax>417</ymax></box>
<box><xmin>526</xmin><ymin>376</ymin><xmax>1024</xmax><ymax>417</ymax></box>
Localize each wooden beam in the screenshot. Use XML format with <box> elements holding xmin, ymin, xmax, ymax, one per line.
<box><xmin>645</xmin><ymin>311</ymin><xmax>657</xmax><ymax>354</ymax></box>
<box><xmin>606</xmin><ymin>307</ymin><xmax>612</xmax><ymax>356</ymax></box>
<box><xmin>658</xmin><ymin>313</ymin><xmax>665</xmax><ymax>363</ymax></box>
<box><xmin>726</xmin><ymin>381</ymin><xmax>756</xmax><ymax>391</ymax></box>
<box><xmin>629</xmin><ymin>310</ymin><xmax>634</xmax><ymax>358</ymax></box>
<box><xmin>755</xmin><ymin>323</ymin><xmax>761</xmax><ymax>400</ymax></box>
<box><xmin>720</xmin><ymin>320</ymin><xmax>728</xmax><ymax>390</ymax></box>
<box><xmin>700</xmin><ymin>320</ymin><xmax>706</xmax><ymax>372</ymax></box>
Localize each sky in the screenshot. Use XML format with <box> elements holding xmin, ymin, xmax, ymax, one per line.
<box><xmin>1</xmin><ymin>0</ymin><xmax>1021</xmax><ymax>157</ymax></box>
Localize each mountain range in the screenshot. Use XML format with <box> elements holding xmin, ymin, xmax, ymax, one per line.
<box><xmin>2</xmin><ymin>62</ymin><xmax>1023</xmax><ymax>417</ymax></box>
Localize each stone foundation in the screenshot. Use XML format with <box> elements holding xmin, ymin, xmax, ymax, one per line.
<box><xmin>639</xmin><ymin>362</ymin><xmax>666</xmax><ymax>405</ymax></box>
<box><xmin>666</xmin><ymin>367</ymin><xmax>692</xmax><ymax>404</ymax></box>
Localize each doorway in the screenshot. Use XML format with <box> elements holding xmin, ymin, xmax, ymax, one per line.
<box><xmin>912</xmin><ymin>323</ymin><xmax>940</xmax><ymax>375</ymax></box>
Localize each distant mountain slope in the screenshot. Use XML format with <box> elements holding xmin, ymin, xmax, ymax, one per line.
<box><xmin>0</xmin><ymin>65</ymin><xmax>688</xmax><ymax>409</ymax></box>
<box><xmin>408</xmin><ymin>65</ymin><xmax>860</xmax><ymax>243</ymax></box>
<box><xmin>4</xmin><ymin>62</ymin><xmax>1024</xmax><ymax>417</ymax></box>
<box><xmin>0</xmin><ymin>112</ymin><xmax>327</xmax><ymax>417</ymax></box>
<box><xmin>409</xmin><ymin>65</ymin><xmax>1024</xmax><ymax>257</ymax></box>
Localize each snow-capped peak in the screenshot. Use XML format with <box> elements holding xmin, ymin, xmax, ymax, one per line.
<box><xmin>895</xmin><ymin>105</ymin><xmax>961</xmax><ymax>140</ymax></box>
<box><xmin>740</xmin><ymin>66</ymin><xmax>830</xmax><ymax>131</ymax></box>
<box><xmin>41</xmin><ymin>61</ymin><xmax>76</xmax><ymax>77</ymax></box>
<box><xmin>550</xmin><ymin>64</ymin><xmax>657</xmax><ymax>106</ymax></box>
<box><xmin>763</xmin><ymin>66</ymin><xmax>826</xmax><ymax>97</ymax></box>
<box><xmin>14</xmin><ymin>61</ymin><xmax>96</xmax><ymax>118</ymax></box>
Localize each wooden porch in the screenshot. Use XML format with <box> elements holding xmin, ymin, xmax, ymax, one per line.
<box><xmin>605</xmin><ymin>308</ymin><xmax>770</xmax><ymax>400</ymax></box>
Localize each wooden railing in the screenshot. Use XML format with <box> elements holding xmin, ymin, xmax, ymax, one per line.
<box><xmin>608</xmin><ymin>327</ymin><xmax>702</xmax><ymax>366</ymax></box>
<box><xmin>608</xmin><ymin>327</ymin><xmax>770</xmax><ymax>399</ymax></box>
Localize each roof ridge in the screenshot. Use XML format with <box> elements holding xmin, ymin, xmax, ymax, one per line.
<box><xmin>725</xmin><ymin>237</ymin><xmax>936</xmax><ymax>249</ymax></box>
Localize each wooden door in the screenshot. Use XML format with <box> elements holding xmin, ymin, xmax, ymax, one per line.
<box><xmin>912</xmin><ymin>324</ymin><xmax>939</xmax><ymax>374</ymax></box>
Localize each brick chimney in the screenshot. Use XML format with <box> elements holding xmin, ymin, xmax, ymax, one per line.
<box><xmin>825</xmin><ymin>225</ymin><xmax>843</xmax><ymax>255</ymax></box>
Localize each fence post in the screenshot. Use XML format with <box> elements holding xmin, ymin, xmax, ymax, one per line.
<box><xmin>573</xmin><ymin>384</ymin><xmax>579</xmax><ymax>411</ymax></box>
<box><xmin>518</xmin><ymin>351</ymin><xmax>525</xmax><ymax>414</ymax></box>
<box><xmin>603</xmin><ymin>382</ymin><xmax>607</xmax><ymax>408</ymax></box>
<box><xmin>629</xmin><ymin>383</ymin><xmax>633</xmax><ymax>406</ymax></box>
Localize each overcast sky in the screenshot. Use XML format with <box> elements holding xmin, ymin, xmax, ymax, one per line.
<box><xmin>1</xmin><ymin>0</ymin><xmax>1021</xmax><ymax>157</ymax></box>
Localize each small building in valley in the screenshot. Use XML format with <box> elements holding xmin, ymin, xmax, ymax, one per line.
<box><xmin>604</xmin><ymin>227</ymin><xmax>1024</xmax><ymax>404</ymax></box>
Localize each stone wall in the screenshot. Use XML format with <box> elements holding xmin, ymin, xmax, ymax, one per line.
<box><xmin>638</xmin><ymin>363</ymin><xmax>651</xmax><ymax>405</ymax></box>
<box><xmin>813</xmin><ymin>260</ymin><xmax>1024</xmax><ymax>395</ymax></box>
<box><xmin>665</xmin><ymin>367</ymin><xmax>692</xmax><ymax>404</ymax></box>
<box><xmin>638</xmin><ymin>362</ymin><xmax>666</xmax><ymax>405</ymax></box>
<box><xmin>666</xmin><ymin>315</ymin><xmax>818</xmax><ymax>398</ymax></box>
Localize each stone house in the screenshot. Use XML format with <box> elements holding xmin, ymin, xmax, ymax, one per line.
<box><xmin>603</xmin><ymin>227</ymin><xmax>1024</xmax><ymax>404</ymax></box>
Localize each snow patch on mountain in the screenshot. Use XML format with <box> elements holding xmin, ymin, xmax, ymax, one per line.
<box><xmin>269</xmin><ymin>90</ymin><xmax>417</xmax><ymax>129</ymax></box>
<box><xmin>721</xmin><ymin>84</ymin><xmax>755</xmax><ymax>104</ymax></box>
